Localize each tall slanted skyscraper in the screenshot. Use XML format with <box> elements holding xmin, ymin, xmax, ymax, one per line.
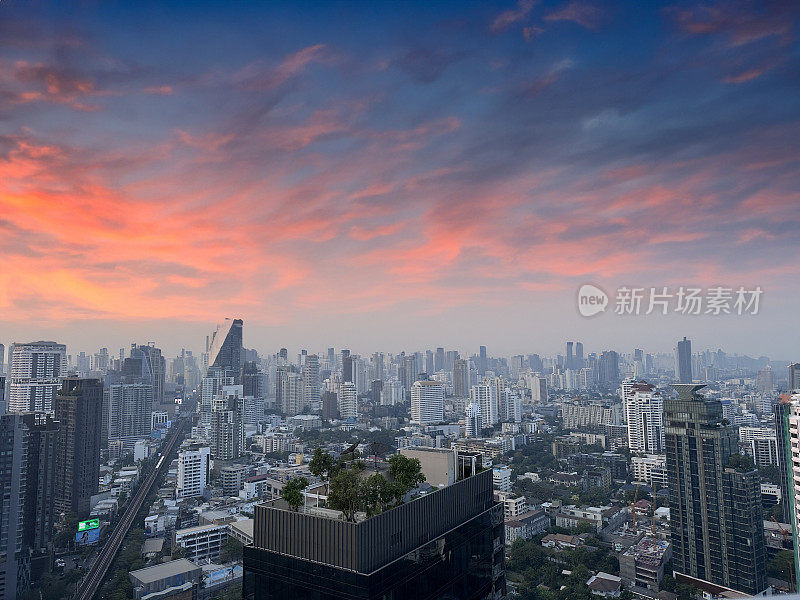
<box><xmin>675</xmin><ymin>337</ymin><xmax>693</xmax><ymax>384</ymax></box>
<box><xmin>207</xmin><ymin>318</ymin><xmax>244</xmax><ymax>381</ymax></box>
<box><xmin>53</xmin><ymin>377</ymin><xmax>103</xmax><ymax>517</ymax></box>
<box><xmin>665</xmin><ymin>384</ymin><xmax>766</xmax><ymax>596</ymax></box>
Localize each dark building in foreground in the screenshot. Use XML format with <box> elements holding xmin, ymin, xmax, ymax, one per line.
<box><xmin>244</xmin><ymin>469</ymin><xmax>505</xmax><ymax>600</ymax></box>
<box><xmin>53</xmin><ymin>377</ymin><xmax>103</xmax><ymax>517</ymax></box>
<box><xmin>665</xmin><ymin>384</ymin><xmax>766</xmax><ymax>596</ymax></box>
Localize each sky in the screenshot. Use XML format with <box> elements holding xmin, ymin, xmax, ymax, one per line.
<box><xmin>1</xmin><ymin>1</ymin><xmax>799</xmax><ymax>359</ymax></box>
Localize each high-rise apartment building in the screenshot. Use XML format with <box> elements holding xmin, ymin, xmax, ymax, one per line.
<box><xmin>281</xmin><ymin>373</ymin><xmax>303</xmax><ymax>416</ymax></box>
<box><xmin>465</xmin><ymin>402</ymin><xmax>482</xmax><ymax>437</ymax></box>
<box><xmin>125</xmin><ymin>344</ymin><xmax>166</xmax><ymax>405</ymax></box>
<box><xmin>665</xmin><ymin>384</ymin><xmax>765</xmax><ymax>596</ymax></box>
<box><xmin>625</xmin><ymin>382</ymin><xmax>664</xmax><ymax>454</ymax></box>
<box><xmin>500</xmin><ymin>389</ymin><xmax>522</xmax><ymax>423</ymax></box>
<box><xmin>8</xmin><ymin>341</ymin><xmax>67</xmax><ymax>413</ymax></box>
<box><xmin>302</xmin><ymin>354</ymin><xmax>320</xmax><ymax>410</ymax></box>
<box><xmin>338</xmin><ymin>382</ymin><xmax>358</xmax><ymax>419</ymax></box>
<box><xmin>201</xmin><ymin>367</ymin><xmax>235</xmax><ymax>426</ymax></box>
<box><xmin>675</xmin><ymin>337</ymin><xmax>692</xmax><ymax>384</ymax></box>
<box><xmin>53</xmin><ymin>377</ymin><xmax>103</xmax><ymax>517</ymax></box>
<box><xmin>434</xmin><ymin>347</ymin><xmax>445</xmax><ymax>373</ymax></box>
<box><xmin>453</xmin><ymin>359</ymin><xmax>470</xmax><ymax>398</ymax></box>
<box><xmin>598</xmin><ymin>350</ymin><xmax>619</xmax><ymax>388</ymax></box>
<box><xmin>775</xmin><ymin>395</ymin><xmax>792</xmax><ymax>524</ymax></box>
<box><xmin>402</xmin><ymin>355</ymin><xmax>418</xmax><ymax>399</ymax></box>
<box><xmin>410</xmin><ymin>380</ymin><xmax>444</xmax><ymax>425</ymax></box>
<box><xmin>789</xmin><ymin>363</ymin><xmax>800</xmax><ymax>392</ymax></box>
<box><xmin>470</xmin><ymin>384</ymin><xmax>497</xmax><ymax>428</ymax></box>
<box><xmin>0</xmin><ymin>415</ymin><xmax>29</xmax><ymax>600</ymax></box>
<box><xmin>177</xmin><ymin>446</ymin><xmax>211</xmax><ymax>499</ymax></box>
<box><xmin>107</xmin><ymin>382</ymin><xmax>153</xmax><ymax>441</ymax></box>
<box><xmin>20</xmin><ymin>413</ymin><xmax>59</xmax><ymax>560</ymax></box>
<box><xmin>211</xmin><ymin>387</ymin><xmax>244</xmax><ymax>461</ymax></box>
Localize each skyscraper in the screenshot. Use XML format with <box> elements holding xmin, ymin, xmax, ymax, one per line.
<box><xmin>281</xmin><ymin>373</ymin><xmax>303</xmax><ymax>416</ymax></box>
<box><xmin>625</xmin><ymin>382</ymin><xmax>664</xmax><ymax>454</ymax></box>
<box><xmin>675</xmin><ymin>337</ymin><xmax>692</xmax><ymax>384</ymax></box>
<box><xmin>410</xmin><ymin>380</ymin><xmax>444</xmax><ymax>425</ymax></box>
<box><xmin>211</xmin><ymin>388</ymin><xmax>244</xmax><ymax>461</ymax></box>
<box><xmin>665</xmin><ymin>384</ymin><xmax>765</xmax><ymax>595</ymax></box>
<box><xmin>598</xmin><ymin>350</ymin><xmax>619</xmax><ymax>388</ymax></box>
<box><xmin>302</xmin><ymin>354</ymin><xmax>320</xmax><ymax>410</ymax></box>
<box><xmin>201</xmin><ymin>367</ymin><xmax>235</xmax><ymax>425</ymax></box>
<box><xmin>465</xmin><ymin>402</ymin><xmax>482</xmax><ymax>437</ymax></box>
<box><xmin>453</xmin><ymin>359</ymin><xmax>470</xmax><ymax>398</ymax></box>
<box><xmin>565</xmin><ymin>341</ymin><xmax>574</xmax><ymax>370</ymax></box>
<box><xmin>775</xmin><ymin>395</ymin><xmax>792</xmax><ymax>524</ymax></box>
<box><xmin>107</xmin><ymin>382</ymin><xmax>153</xmax><ymax>442</ymax></box>
<box><xmin>8</xmin><ymin>341</ymin><xmax>67</xmax><ymax>413</ymax></box>
<box><xmin>207</xmin><ymin>318</ymin><xmax>244</xmax><ymax>381</ymax></box>
<box><xmin>338</xmin><ymin>382</ymin><xmax>358</xmax><ymax>419</ymax></box>
<box><xmin>478</xmin><ymin>345</ymin><xmax>487</xmax><ymax>375</ymax></box>
<box><xmin>177</xmin><ymin>445</ymin><xmax>210</xmax><ymax>499</ymax></box>
<box><xmin>0</xmin><ymin>414</ymin><xmax>29</xmax><ymax>600</ymax></box>
<box><xmin>53</xmin><ymin>377</ymin><xmax>103</xmax><ymax>517</ymax></box>
<box><xmin>780</xmin><ymin>393</ymin><xmax>800</xmax><ymax>585</ymax></box>
<box><xmin>434</xmin><ymin>347</ymin><xmax>445</xmax><ymax>372</ymax></box>
<box><xmin>470</xmin><ymin>384</ymin><xmax>497</xmax><ymax>428</ymax></box>
<box><xmin>125</xmin><ymin>344</ymin><xmax>166</xmax><ymax>405</ymax></box>
<box><xmin>575</xmin><ymin>342</ymin><xmax>584</xmax><ymax>370</ymax></box>
<box><xmin>788</xmin><ymin>363</ymin><xmax>800</xmax><ymax>391</ymax></box>
<box><xmin>20</xmin><ymin>413</ymin><xmax>59</xmax><ymax>561</ymax></box>
<box><xmin>402</xmin><ymin>355</ymin><xmax>417</xmax><ymax>399</ymax></box>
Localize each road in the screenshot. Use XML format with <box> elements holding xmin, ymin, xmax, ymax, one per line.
<box><xmin>74</xmin><ymin>417</ymin><xmax>188</xmax><ymax>600</ymax></box>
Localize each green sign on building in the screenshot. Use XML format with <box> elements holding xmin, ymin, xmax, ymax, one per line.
<box><xmin>78</xmin><ymin>519</ymin><xmax>100</xmax><ymax>531</ymax></box>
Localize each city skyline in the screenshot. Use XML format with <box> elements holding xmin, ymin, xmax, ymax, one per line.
<box><xmin>2</xmin><ymin>2</ymin><xmax>799</xmax><ymax>356</ymax></box>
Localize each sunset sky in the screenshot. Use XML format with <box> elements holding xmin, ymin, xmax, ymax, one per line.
<box><xmin>1</xmin><ymin>1</ymin><xmax>799</xmax><ymax>358</ymax></box>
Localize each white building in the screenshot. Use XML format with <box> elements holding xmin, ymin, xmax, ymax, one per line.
<box><xmin>338</xmin><ymin>382</ymin><xmax>358</xmax><ymax>419</ymax></box>
<box><xmin>173</xmin><ymin>523</ymin><xmax>227</xmax><ymax>563</ymax></box>
<box><xmin>501</xmin><ymin>389</ymin><xmax>522</xmax><ymax>423</ymax></box>
<box><xmin>410</xmin><ymin>380</ymin><xmax>445</xmax><ymax>424</ymax></box>
<box><xmin>465</xmin><ymin>402</ymin><xmax>482</xmax><ymax>437</ymax></box>
<box><xmin>625</xmin><ymin>383</ymin><xmax>664</xmax><ymax>454</ymax></box>
<box><xmin>470</xmin><ymin>384</ymin><xmax>498</xmax><ymax>427</ymax></box>
<box><xmin>177</xmin><ymin>446</ymin><xmax>210</xmax><ymax>499</ymax></box>
<box><xmin>493</xmin><ymin>466</ymin><xmax>512</xmax><ymax>492</ymax></box>
<box><xmin>631</xmin><ymin>454</ymin><xmax>667</xmax><ymax>488</ymax></box>
<box><xmin>8</xmin><ymin>341</ymin><xmax>67</xmax><ymax>413</ymax></box>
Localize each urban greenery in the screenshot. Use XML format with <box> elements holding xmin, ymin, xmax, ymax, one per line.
<box><xmin>313</xmin><ymin>451</ymin><xmax>425</xmax><ymax>521</ymax></box>
<box><xmin>281</xmin><ymin>477</ymin><xmax>309</xmax><ymax>511</ymax></box>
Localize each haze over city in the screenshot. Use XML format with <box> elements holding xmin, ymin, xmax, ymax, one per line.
<box><xmin>2</xmin><ymin>1</ymin><xmax>799</xmax><ymax>357</ymax></box>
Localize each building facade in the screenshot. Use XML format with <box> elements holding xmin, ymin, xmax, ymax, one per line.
<box><xmin>8</xmin><ymin>341</ymin><xmax>67</xmax><ymax>413</ymax></box>
<box><xmin>243</xmin><ymin>469</ymin><xmax>505</xmax><ymax>600</ymax></box>
<box><xmin>665</xmin><ymin>384</ymin><xmax>765</xmax><ymax>596</ymax></box>
<box><xmin>53</xmin><ymin>378</ymin><xmax>103</xmax><ymax>517</ymax></box>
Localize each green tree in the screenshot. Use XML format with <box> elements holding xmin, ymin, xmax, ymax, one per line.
<box><xmin>309</xmin><ymin>448</ymin><xmax>337</xmax><ymax>480</ymax></box>
<box><xmin>768</xmin><ymin>549</ymin><xmax>795</xmax><ymax>582</ymax></box>
<box><xmin>362</xmin><ymin>473</ymin><xmax>393</xmax><ymax>516</ymax></box>
<box><xmin>219</xmin><ymin>536</ymin><xmax>244</xmax><ymax>563</ymax></box>
<box><xmin>328</xmin><ymin>467</ymin><xmax>364</xmax><ymax>521</ymax></box>
<box><xmin>281</xmin><ymin>477</ymin><xmax>309</xmax><ymax>511</ymax></box>
<box><xmin>388</xmin><ymin>453</ymin><xmax>425</xmax><ymax>502</ymax></box>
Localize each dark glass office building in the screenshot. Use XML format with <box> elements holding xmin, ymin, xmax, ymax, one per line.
<box><xmin>665</xmin><ymin>384</ymin><xmax>766</xmax><ymax>596</ymax></box>
<box><xmin>243</xmin><ymin>469</ymin><xmax>505</xmax><ymax>600</ymax></box>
